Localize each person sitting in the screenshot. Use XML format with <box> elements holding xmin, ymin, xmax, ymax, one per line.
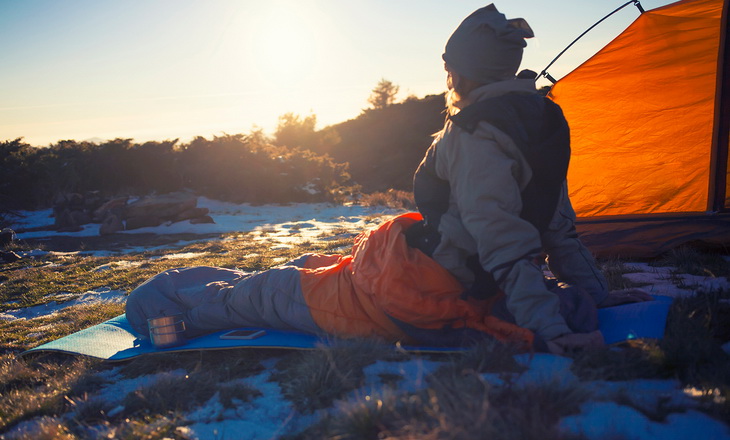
<box><xmin>126</xmin><ymin>4</ymin><xmax>650</xmax><ymax>355</ymax></box>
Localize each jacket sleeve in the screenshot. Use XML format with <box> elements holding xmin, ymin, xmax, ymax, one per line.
<box><xmin>436</xmin><ymin>124</ymin><xmax>571</xmax><ymax>341</ymax></box>
<box><xmin>542</xmin><ymin>183</ymin><xmax>609</xmax><ymax>305</ymax></box>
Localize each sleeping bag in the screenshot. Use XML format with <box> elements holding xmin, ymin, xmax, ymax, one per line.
<box><xmin>125</xmin><ymin>213</ymin><xmax>536</xmax><ymax>348</ymax></box>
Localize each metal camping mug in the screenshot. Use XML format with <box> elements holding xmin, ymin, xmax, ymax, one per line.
<box><xmin>148</xmin><ymin>314</ymin><xmax>187</xmax><ymax>348</ymax></box>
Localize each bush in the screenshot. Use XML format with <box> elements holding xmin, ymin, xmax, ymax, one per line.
<box><xmin>0</xmin><ymin>135</ymin><xmax>353</xmax><ymax>210</ymax></box>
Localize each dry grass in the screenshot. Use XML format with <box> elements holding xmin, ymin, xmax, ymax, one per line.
<box><xmin>0</xmin><ymin>303</ymin><xmax>124</xmax><ymax>352</ymax></box>
<box><xmin>661</xmin><ymin>292</ymin><xmax>730</xmax><ymax>386</ymax></box>
<box><xmin>0</xmin><ymin>353</ymin><xmax>102</xmax><ymax>433</ymax></box>
<box><xmin>434</xmin><ymin>338</ymin><xmax>525</xmax><ymax>376</ymax></box>
<box><xmin>300</xmin><ymin>371</ymin><xmax>591</xmax><ymax>440</ymax></box>
<box><xmin>597</xmin><ymin>257</ymin><xmax>647</xmax><ymax>291</ymax></box>
<box><xmin>272</xmin><ymin>338</ymin><xmax>402</xmax><ymax>413</ymax></box>
<box><xmin>120</xmin><ymin>372</ymin><xmax>261</xmax><ymax>417</ymax></box>
<box><xmin>653</xmin><ymin>246</ymin><xmax>730</xmax><ymax>279</ymax></box>
<box><xmin>571</xmin><ymin>338</ymin><xmax>669</xmax><ymax>382</ymax></box>
<box><xmin>359</xmin><ymin>190</ymin><xmax>416</xmax><ymax>211</ymax></box>
<box><xmin>1</xmin><ymin>228</ymin><xmax>729</xmax><ymax>438</ymax></box>
<box><xmin>1</xmin><ymin>416</ymin><xmax>78</xmax><ymax>440</ymax></box>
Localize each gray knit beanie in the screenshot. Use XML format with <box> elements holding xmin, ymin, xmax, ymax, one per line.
<box><xmin>443</xmin><ymin>4</ymin><xmax>534</xmax><ymax>84</ymax></box>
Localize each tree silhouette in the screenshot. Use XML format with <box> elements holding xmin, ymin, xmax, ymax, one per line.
<box><xmin>274</xmin><ymin>113</ymin><xmax>318</xmax><ymax>150</ymax></box>
<box><xmin>367</xmin><ymin>78</ymin><xmax>400</xmax><ymax>110</ymax></box>
<box><xmin>273</xmin><ymin>112</ymin><xmax>340</xmax><ymax>153</ymax></box>
<box><xmin>0</xmin><ymin>92</ymin><xmax>449</xmax><ymax>209</ymax></box>
<box><xmin>327</xmin><ymin>93</ymin><xmax>446</xmax><ymax>192</ymax></box>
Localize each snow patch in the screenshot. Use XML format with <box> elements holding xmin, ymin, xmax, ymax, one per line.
<box><xmin>559</xmin><ymin>401</ymin><xmax>730</xmax><ymax>439</ymax></box>
<box><xmin>512</xmin><ymin>353</ymin><xmax>578</xmax><ymax>386</ymax></box>
<box><xmin>360</xmin><ymin>359</ymin><xmax>442</xmax><ymax>394</ymax></box>
<box><xmin>186</xmin><ymin>368</ymin><xmax>316</xmax><ymax>439</ymax></box>
<box><xmin>11</xmin><ymin>199</ymin><xmax>400</xmax><ymax>255</ymax></box>
<box><xmin>0</xmin><ymin>288</ymin><xmax>126</xmax><ymax>321</ymax></box>
<box><xmin>149</xmin><ymin>251</ymin><xmax>209</xmax><ymax>261</ymax></box>
<box><xmin>586</xmin><ymin>378</ymin><xmax>698</xmax><ymax>414</ymax></box>
<box><xmin>93</xmin><ymin>260</ymin><xmax>144</xmax><ymax>271</ymax></box>
<box><xmin>622</xmin><ymin>263</ymin><xmax>729</xmax><ymax>297</ymax></box>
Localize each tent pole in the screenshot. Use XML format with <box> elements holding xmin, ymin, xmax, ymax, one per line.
<box><xmin>709</xmin><ymin>0</ymin><xmax>730</xmax><ymax>212</ymax></box>
<box><xmin>539</xmin><ymin>1</ymin><xmax>643</xmax><ymax>83</ymax></box>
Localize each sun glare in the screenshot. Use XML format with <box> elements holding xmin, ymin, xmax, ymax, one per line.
<box><xmin>246</xmin><ymin>3</ymin><xmax>322</xmax><ymax>87</ymax></box>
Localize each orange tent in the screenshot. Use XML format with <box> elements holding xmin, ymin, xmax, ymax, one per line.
<box><xmin>550</xmin><ymin>0</ymin><xmax>730</xmax><ymax>257</ymax></box>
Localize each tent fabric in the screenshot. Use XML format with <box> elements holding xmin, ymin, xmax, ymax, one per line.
<box><xmin>551</xmin><ymin>0</ymin><xmax>727</xmax><ymax>218</ymax></box>
<box><xmin>576</xmin><ymin>214</ymin><xmax>730</xmax><ymax>257</ymax></box>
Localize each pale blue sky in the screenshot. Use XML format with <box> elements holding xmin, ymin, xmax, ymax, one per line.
<box><xmin>0</xmin><ymin>0</ymin><xmax>673</xmax><ymax>146</ymax></box>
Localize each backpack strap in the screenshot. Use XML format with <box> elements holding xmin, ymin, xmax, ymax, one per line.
<box><xmin>450</xmin><ymin>93</ymin><xmax>570</xmax><ymax>232</ymax></box>
<box><xmin>411</xmin><ymin>93</ymin><xmax>571</xmax><ymax>300</ymax></box>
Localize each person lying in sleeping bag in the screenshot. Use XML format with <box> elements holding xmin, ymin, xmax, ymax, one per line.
<box><xmin>127</xmin><ymin>213</ymin><xmax>568</xmax><ymax>351</ymax></box>
<box><xmin>126</xmin><ymin>4</ymin><xmax>651</xmax><ymax>354</ymax></box>
<box><xmin>125</xmin><ymin>210</ymin><xmax>646</xmax><ymax>352</ymax></box>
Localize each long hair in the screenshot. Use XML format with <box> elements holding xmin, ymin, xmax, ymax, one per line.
<box><xmin>444</xmin><ymin>65</ymin><xmax>484</xmax><ymax>116</ymax></box>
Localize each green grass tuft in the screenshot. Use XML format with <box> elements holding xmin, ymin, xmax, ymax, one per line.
<box><xmin>271</xmin><ymin>338</ymin><xmax>398</xmax><ymax>413</ymax></box>
<box><xmin>304</xmin><ymin>371</ymin><xmax>591</xmax><ymax>440</ymax></box>
<box><xmin>571</xmin><ymin>340</ymin><xmax>670</xmax><ymax>382</ymax></box>
<box><xmin>358</xmin><ymin>190</ymin><xmax>416</xmax><ymax>211</ymax></box>
<box><xmin>661</xmin><ymin>292</ymin><xmax>730</xmax><ymax>386</ymax></box>
<box><xmin>0</xmin><ymin>354</ymin><xmax>101</xmax><ymax>434</ymax></box>
<box><xmin>652</xmin><ymin>246</ymin><xmax>730</xmax><ymax>279</ymax></box>
<box><xmin>2</xmin><ymin>225</ymin><xmax>730</xmax><ymax>438</ymax></box>
<box><xmin>598</xmin><ymin>257</ymin><xmax>648</xmax><ymax>291</ymax></box>
<box><xmin>434</xmin><ymin>338</ymin><xmax>525</xmax><ymax>377</ymax></box>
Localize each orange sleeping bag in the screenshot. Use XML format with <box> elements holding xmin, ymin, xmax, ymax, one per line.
<box><xmin>299</xmin><ymin>213</ymin><xmax>534</xmax><ymax>348</ymax></box>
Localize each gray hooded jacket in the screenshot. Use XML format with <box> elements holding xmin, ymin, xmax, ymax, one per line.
<box><xmin>425</xmin><ymin>78</ymin><xmax>608</xmax><ymax>341</ymax></box>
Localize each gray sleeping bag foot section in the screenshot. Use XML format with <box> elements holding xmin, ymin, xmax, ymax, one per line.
<box><xmin>125</xmin><ymin>265</ymin><xmax>320</xmax><ymax>339</ymax></box>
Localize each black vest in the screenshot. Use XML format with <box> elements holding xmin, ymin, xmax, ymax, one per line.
<box><xmin>409</xmin><ymin>92</ymin><xmax>571</xmax><ymax>299</ymax></box>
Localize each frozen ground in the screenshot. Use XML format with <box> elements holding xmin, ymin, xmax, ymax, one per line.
<box><xmin>12</xmin><ymin>197</ymin><xmax>398</xmax><ymax>250</ymax></box>
<box><xmin>3</xmin><ymin>200</ymin><xmax>730</xmax><ymax>439</ymax></box>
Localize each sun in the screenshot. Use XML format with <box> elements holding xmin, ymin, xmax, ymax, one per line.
<box><xmin>247</xmin><ymin>3</ymin><xmax>322</xmax><ymax>86</ymax></box>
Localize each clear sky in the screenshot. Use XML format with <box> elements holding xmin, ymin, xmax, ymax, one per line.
<box><xmin>0</xmin><ymin>0</ymin><xmax>674</xmax><ymax>146</ymax></box>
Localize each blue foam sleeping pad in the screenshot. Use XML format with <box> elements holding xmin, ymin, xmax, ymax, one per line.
<box><xmin>22</xmin><ymin>295</ymin><xmax>673</xmax><ymax>361</ymax></box>
<box><xmin>22</xmin><ymin>315</ymin><xmax>327</xmax><ymax>361</ymax></box>
<box><xmin>597</xmin><ymin>294</ymin><xmax>673</xmax><ymax>344</ymax></box>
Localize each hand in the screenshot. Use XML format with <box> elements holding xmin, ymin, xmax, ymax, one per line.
<box><xmin>546</xmin><ymin>330</ymin><xmax>605</xmax><ymax>355</ymax></box>
<box><xmin>598</xmin><ymin>288</ymin><xmax>654</xmax><ymax>308</ymax></box>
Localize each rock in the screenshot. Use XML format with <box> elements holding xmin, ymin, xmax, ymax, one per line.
<box><xmin>69</xmin><ymin>193</ymin><xmax>84</xmax><ymax>206</ymax></box>
<box><xmin>48</xmin><ymin>191</ymin><xmax>207</xmax><ymax>236</ymax></box>
<box><xmin>54</xmin><ymin>208</ymin><xmax>71</xmax><ymax>228</ymax></box>
<box><xmin>83</xmin><ymin>191</ymin><xmax>103</xmax><ymax>211</ymax></box>
<box><xmin>99</xmin><ymin>214</ymin><xmax>124</xmax><ymax>235</ymax></box>
<box><xmin>53</xmin><ymin>192</ymin><xmax>82</xmax><ymax>207</ymax></box>
<box><xmin>70</xmin><ymin>209</ymin><xmax>92</xmax><ymax>226</ymax></box>
<box><xmin>52</xmin><ymin>192</ymin><xmax>106</xmax><ymax>231</ymax></box>
<box><xmin>55</xmin><ymin>209</ymin><xmax>83</xmax><ymax>232</ymax></box>
<box><xmin>173</xmin><ymin>207</ymin><xmax>210</xmax><ymax>223</ymax></box>
<box><xmin>53</xmin><ymin>192</ymin><xmax>68</xmax><ymax>206</ymax></box>
<box><xmin>125</xmin><ymin>215</ymin><xmax>164</xmax><ymax>230</ymax></box>
<box><xmin>93</xmin><ymin>197</ymin><xmax>129</xmax><ymax>223</ymax></box>
<box><xmin>0</xmin><ymin>228</ymin><xmax>16</xmax><ymax>246</ymax></box>
<box><xmin>190</xmin><ymin>215</ymin><xmax>215</xmax><ymax>224</ymax></box>
<box><xmin>125</xmin><ymin>192</ymin><xmax>197</xmax><ymax>220</ymax></box>
<box><xmin>0</xmin><ymin>251</ymin><xmax>21</xmax><ymax>264</ymax></box>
